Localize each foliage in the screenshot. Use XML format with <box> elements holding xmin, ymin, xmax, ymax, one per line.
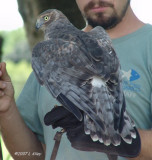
<box><xmin>0</xmin><ymin>28</ymin><xmax>32</xmax><ymax>63</ymax></box>
<box><xmin>0</xmin><ymin>28</ymin><xmax>27</xmax><ymax>56</ymax></box>
<box><xmin>4</xmin><ymin>40</ymin><xmax>31</xmax><ymax>63</ymax></box>
<box><xmin>6</xmin><ymin>60</ymin><xmax>32</xmax><ymax>99</ymax></box>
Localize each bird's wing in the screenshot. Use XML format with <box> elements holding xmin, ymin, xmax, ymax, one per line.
<box><xmin>79</xmin><ymin>27</ymin><xmax>136</xmax><ymax>145</ymax></box>
<box><xmin>80</xmin><ymin>27</ymin><xmax>123</xmax><ymax>127</ymax></box>
<box><xmin>32</xmin><ymin>37</ymin><xmax>112</xmax><ymax>124</ymax></box>
<box><xmin>82</xmin><ymin>26</ymin><xmax>119</xmax><ymax>79</ymax></box>
<box><xmin>32</xmin><ymin>38</ymin><xmax>96</xmax><ymax>121</ymax></box>
<box><xmin>32</xmin><ymin>36</ymin><xmax>136</xmax><ymax>146</ymax></box>
<box><xmin>88</xmin><ymin>26</ymin><xmax>113</xmax><ymax>52</ymax></box>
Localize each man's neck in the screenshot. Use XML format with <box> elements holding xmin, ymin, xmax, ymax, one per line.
<box><xmin>83</xmin><ymin>6</ymin><xmax>145</xmax><ymax>39</ymax></box>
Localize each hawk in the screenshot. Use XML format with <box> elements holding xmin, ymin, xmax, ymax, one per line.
<box><xmin>32</xmin><ymin>9</ymin><xmax>140</xmax><ymax>160</ymax></box>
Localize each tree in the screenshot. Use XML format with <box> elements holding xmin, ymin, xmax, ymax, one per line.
<box><xmin>17</xmin><ymin>0</ymin><xmax>85</xmax><ymax>49</ymax></box>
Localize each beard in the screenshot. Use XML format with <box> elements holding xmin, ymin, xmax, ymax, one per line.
<box><xmin>84</xmin><ymin>0</ymin><xmax>130</xmax><ymax>29</ymax></box>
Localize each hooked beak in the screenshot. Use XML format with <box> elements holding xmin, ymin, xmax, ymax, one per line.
<box><xmin>35</xmin><ymin>19</ymin><xmax>43</xmax><ymax>30</ymax></box>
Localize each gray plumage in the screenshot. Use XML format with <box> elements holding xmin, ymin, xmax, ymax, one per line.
<box><xmin>32</xmin><ymin>9</ymin><xmax>137</xmax><ymax>160</ymax></box>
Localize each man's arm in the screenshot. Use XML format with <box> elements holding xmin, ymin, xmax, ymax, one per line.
<box><xmin>129</xmin><ymin>129</ymin><xmax>152</xmax><ymax>160</ymax></box>
<box><xmin>0</xmin><ymin>62</ymin><xmax>45</xmax><ymax>160</ymax></box>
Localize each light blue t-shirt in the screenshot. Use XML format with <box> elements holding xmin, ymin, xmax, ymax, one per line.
<box><xmin>17</xmin><ymin>24</ymin><xmax>152</xmax><ymax>160</ymax></box>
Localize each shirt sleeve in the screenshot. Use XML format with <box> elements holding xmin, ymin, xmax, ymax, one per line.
<box><xmin>16</xmin><ymin>72</ymin><xmax>45</xmax><ymax>143</ymax></box>
<box><xmin>147</xmin><ymin>32</ymin><xmax>152</xmax><ymax>126</ymax></box>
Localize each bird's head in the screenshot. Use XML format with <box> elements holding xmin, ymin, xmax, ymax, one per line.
<box><xmin>36</xmin><ymin>9</ymin><xmax>66</xmax><ymax>31</ymax></box>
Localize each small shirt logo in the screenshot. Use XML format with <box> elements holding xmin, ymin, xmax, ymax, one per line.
<box><xmin>122</xmin><ymin>69</ymin><xmax>140</xmax><ymax>82</ymax></box>
<box><xmin>121</xmin><ymin>69</ymin><xmax>141</xmax><ymax>98</ymax></box>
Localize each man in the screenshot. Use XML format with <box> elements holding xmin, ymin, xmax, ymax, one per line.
<box><xmin>0</xmin><ymin>0</ymin><xmax>152</xmax><ymax>159</ymax></box>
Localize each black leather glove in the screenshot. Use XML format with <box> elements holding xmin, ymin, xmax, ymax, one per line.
<box><xmin>44</xmin><ymin>106</ymin><xmax>141</xmax><ymax>158</ymax></box>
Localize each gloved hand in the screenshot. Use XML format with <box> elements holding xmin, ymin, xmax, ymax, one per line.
<box><xmin>44</xmin><ymin>106</ymin><xmax>141</xmax><ymax>158</ymax></box>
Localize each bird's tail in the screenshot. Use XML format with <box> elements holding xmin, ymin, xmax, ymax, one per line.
<box><xmin>84</xmin><ymin>110</ymin><xmax>137</xmax><ymax>146</ymax></box>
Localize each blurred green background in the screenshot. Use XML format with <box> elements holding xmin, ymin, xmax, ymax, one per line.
<box><xmin>0</xmin><ymin>0</ymin><xmax>84</xmax><ymax>159</ymax></box>
<box><xmin>0</xmin><ymin>28</ymin><xmax>32</xmax><ymax>160</ymax></box>
<box><xmin>0</xmin><ymin>28</ymin><xmax>32</xmax><ymax>99</ymax></box>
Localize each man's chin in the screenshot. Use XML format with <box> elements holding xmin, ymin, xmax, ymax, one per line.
<box><xmin>86</xmin><ymin>17</ymin><xmax>109</xmax><ymax>28</ymax></box>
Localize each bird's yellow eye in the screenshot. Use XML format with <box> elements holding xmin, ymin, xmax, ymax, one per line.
<box><xmin>44</xmin><ymin>16</ymin><xmax>49</xmax><ymax>21</ymax></box>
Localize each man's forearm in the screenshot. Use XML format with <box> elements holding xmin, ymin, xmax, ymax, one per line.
<box><xmin>0</xmin><ymin>101</ymin><xmax>45</xmax><ymax>160</ymax></box>
<box><xmin>129</xmin><ymin>129</ymin><xmax>152</xmax><ymax>160</ymax></box>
